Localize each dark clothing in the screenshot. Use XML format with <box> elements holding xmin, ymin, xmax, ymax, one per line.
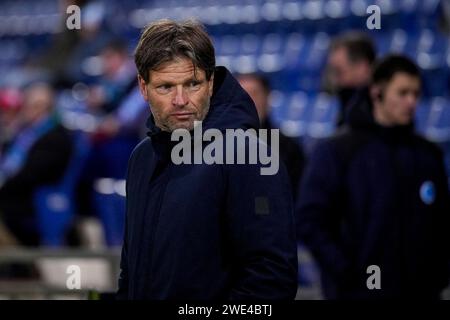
<box><xmin>262</xmin><ymin>119</ymin><xmax>305</xmax><ymax>202</ymax></box>
<box><xmin>0</xmin><ymin>124</ymin><xmax>73</xmax><ymax>246</ymax></box>
<box><xmin>296</xmin><ymin>91</ymin><xmax>450</xmax><ymax>299</ymax></box>
<box><xmin>117</xmin><ymin>67</ymin><xmax>298</xmax><ymax>300</ymax></box>
<box><xmin>335</xmin><ymin>87</ymin><xmax>365</xmax><ymax>127</ymax></box>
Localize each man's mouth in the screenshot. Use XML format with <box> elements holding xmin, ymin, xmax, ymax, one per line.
<box><xmin>172</xmin><ymin>112</ymin><xmax>195</xmax><ymax>120</ymax></box>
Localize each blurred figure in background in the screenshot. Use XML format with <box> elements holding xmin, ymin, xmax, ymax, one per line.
<box><xmin>297</xmin><ymin>55</ymin><xmax>450</xmax><ymax>299</ymax></box>
<box><xmin>0</xmin><ymin>88</ymin><xmax>23</xmax><ymax>155</ymax></box>
<box><xmin>82</xmin><ymin>39</ymin><xmax>139</xmax><ymax>177</ymax></box>
<box><xmin>29</xmin><ymin>0</ymin><xmax>116</xmax><ymax>86</ymax></box>
<box><xmin>0</xmin><ymin>88</ymin><xmax>23</xmax><ymax>246</ymax></box>
<box><xmin>325</xmin><ymin>31</ymin><xmax>376</xmax><ymax>127</ymax></box>
<box><xmin>95</xmin><ymin>86</ymin><xmax>148</xmax><ymax>140</ymax></box>
<box><xmin>237</xmin><ymin>73</ymin><xmax>305</xmax><ymax>201</ymax></box>
<box><xmin>86</xmin><ymin>39</ymin><xmax>136</xmax><ymax>117</ymax></box>
<box><xmin>0</xmin><ymin>83</ymin><xmax>72</xmax><ymax>246</ymax></box>
<box><xmin>75</xmin><ymin>40</ymin><xmax>140</xmax><ymax>221</ymax></box>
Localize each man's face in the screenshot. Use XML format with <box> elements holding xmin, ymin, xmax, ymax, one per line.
<box><xmin>101</xmin><ymin>48</ymin><xmax>127</xmax><ymax>79</ymax></box>
<box><xmin>373</xmin><ymin>72</ymin><xmax>421</xmax><ymax>126</ymax></box>
<box><xmin>238</xmin><ymin>77</ymin><xmax>269</xmax><ymax>122</ymax></box>
<box><xmin>138</xmin><ymin>57</ymin><xmax>214</xmax><ymax>132</ymax></box>
<box><xmin>21</xmin><ymin>84</ymin><xmax>53</xmax><ymax>125</ymax></box>
<box><xmin>327</xmin><ymin>46</ymin><xmax>370</xmax><ymax>89</ymax></box>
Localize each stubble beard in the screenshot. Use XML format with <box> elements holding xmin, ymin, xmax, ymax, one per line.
<box><xmin>154</xmin><ymin>101</ymin><xmax>211</xmax><ymax>132</ymax></box>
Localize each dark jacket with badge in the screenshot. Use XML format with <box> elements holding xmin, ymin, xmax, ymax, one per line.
<box><xmin>296</xmin><ymin>89</ymin><xmax>450</xmax><ymax>299</ymax></box>
<box><xmin>117</xmin><ymin>67</ymin><xmax>298</xmax><ymax>300</ymax></box>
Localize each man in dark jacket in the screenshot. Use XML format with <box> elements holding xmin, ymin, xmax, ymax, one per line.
<box><xmin>325</xmin><ymin>32</ymin><xmax>376</xmax><ymax>127</ymax></box>
<box><xmin>297</xmin><ymin>55</ymin><xmax>450</xmax><ymax>299</ymax></box>
<box><xmin>117</xmin><ymin>19</ymin><xmax>298</xmax><ymax>300</ymax></box>
<box><xmin>237</xmin><ymin>73</ymin><xmax>305</xmax><ymax>202</ymax></box>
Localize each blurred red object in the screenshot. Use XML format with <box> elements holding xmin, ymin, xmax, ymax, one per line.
<box><xmin>0</xmin><ymin>88</ymin><xmax>23</xmax><ymax>111</ymax></box>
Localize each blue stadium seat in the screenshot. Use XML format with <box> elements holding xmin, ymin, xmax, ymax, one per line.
<box><xmin>414</xmin><ymin>99</ymin><xmax>431</xmax><ymax>135</ymax></box>
<box><xmin>306</xmin><ymin>93</ymin><xmax>339</xmax><ymax>138</ymax></box>
<box><xmin>269</xmin><ymin>89</ymin><xmax>288</xmax><ymax>126</ymax></box>
<box><xmin>93</xmin><ymin>178</ymin><xmax>126</xmax><ymax>247</ymax></box>
<box><xmin>278</xmin><ymin>91</ymin><xmax>313</xmax><ymax>137</ymax></box>
<box><xmin>283</xmin><ymin>32</ymin><xmax>307</xmax><ymax>70</ymax></box>
<box><xmin>424</xmin><ymin>97</ymin><xmax>450</xmax><ymax>142</ymax></box>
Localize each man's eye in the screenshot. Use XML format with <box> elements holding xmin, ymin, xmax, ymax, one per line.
<box><xmin>156</xmin><ymin>85</ymin><xmax>172</xmax><ymax>93</ymax></box>
<box><xmin>188</xmin><ymin>81</ymin><xmax>201</xmax><ymax>89</ymax></box>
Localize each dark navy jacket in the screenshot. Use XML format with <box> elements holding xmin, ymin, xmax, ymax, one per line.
<box><xmin>117</xmin><ymin>67</ymin><xmax>298</xmax><ymax>300</ymax></box>
<box><xmin>296</xmin><ymin>92</ymin><xmax>450</xmax><ymax>299</ymax></box>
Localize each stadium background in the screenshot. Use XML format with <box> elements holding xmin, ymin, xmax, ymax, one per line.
<box><xmin>0</xmin><ymin>0</ymin><xmax>449</xmax><ymax>299</ymax></box>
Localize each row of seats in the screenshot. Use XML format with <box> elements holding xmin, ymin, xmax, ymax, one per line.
<box><xmin>1</xmin><ymin>27</ymin><xmax>447</xmax><ymax>66</ymax></box>
<box><xmin>212</xmin><ymin>29</ymin><xmax>450</xmax><ymax>65</ymax></box>
<box><xmin>2</xmin><ymin>29</ymin><xmax>449</xmax><ymax>95</ymax></box>
<box><xmin>127</xmin><ymin>0</ymin><xmax>441</xmax><ymax>27</ymax></box>
<box><xmin>0</xmin><ymin>0</ymin><xmax>443</xmax><ymax>37</ymax></box>
<box><xmin>0</xmin><ymin>13</ymin><xmax>59</xmax><ymax>37</ymax></box>
<box><xmin>0</xmin><ymin>0</ymin><xmax>441</xmax><ymax>14</ymax></box>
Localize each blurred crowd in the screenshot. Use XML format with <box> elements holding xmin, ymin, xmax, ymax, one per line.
<box><xmin>0</xmin><ymin>0</ymin><xmax>148</xmax><ymax>249</ymax></box>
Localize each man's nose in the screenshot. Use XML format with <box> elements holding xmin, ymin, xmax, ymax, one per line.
<box><xmin>173</xmin><ymin>86</ymin><xmax>188</xmax><ymax>107</ymax></box>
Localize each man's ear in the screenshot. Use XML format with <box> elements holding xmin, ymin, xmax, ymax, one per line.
<box><xmin>208</xmin><ymin>74</ymin><xmax>214</xmax><ymax>98</ymax></box>
<box><xmin>138</xmin><ymin>75</ymin><xmax>149</xmax><ymax>101</ymax></box>
<box><xmin>370</xmin><ymin>85</ymin><xmax>382</xmax><ymax>103</ymax></box>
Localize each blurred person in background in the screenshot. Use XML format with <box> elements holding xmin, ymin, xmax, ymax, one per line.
<box><xmin>29</xmin><ymin>0</ymin><xmax>116</xmax><ymax>86</ymax></box>
<box><xmin>0</xmin><ymin>88</ymin><xmax>23</xmax><ymax>246</ymax></box>
<box><xmin>91</xmin><ymin>39</ymin><xmax>148</xmax><ymax>140</ymax></box>
<box><xmin>95</xmin><ymin>86</ymin><xmax>148</xmax><ymax>140</ymax></box>
<box><xmin>84</xmin><ymin>39</ymin><xmax>139</xmax><ymax>163</ymax></box>
<box><xmin>324</xmin><ymin>31</ymin><xmax>376</xmax><ymax>127</ymax></box>
<box><xmin>0</xmin><ymin>83</ymin><xmax>73</xmax><ymax>246</ymax></box>
<box><xmin>296</xmin><ymin>55</ymin><xmax>450</xmax><ymax>299</ymax></box>
<box><xmin>117</xmin><ymin>19</ymin><xmax>298</xmax><ymax>300</ymax></box>
<box><xmin>0</xmin><ymin>88</ymin><xmax>23</xmax><ymax>156</ymax></box>
<box><xmin>86</xmin><ymin>39</ymin><xmax>136</xmax><ymax>117</ymax></box>
<box><xmin>237</xmin><ymin>73</ymin><xmax>305</xmax><ymax>201</ymax></box>
<box><xmin>75</xmin><ymin>40</ymin><xmax>141</xmax><ymax>220</ymax></box>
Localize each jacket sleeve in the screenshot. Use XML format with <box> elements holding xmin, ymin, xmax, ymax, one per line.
<box><xmin>225</xmin><ymin>155</ymin><xmax>298</xmax><ymax>300</ymax></box>
<box><xmin>295</xmin><ymin>141</ymin><xmax>352</xmax><ymax>282</ymax></box>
